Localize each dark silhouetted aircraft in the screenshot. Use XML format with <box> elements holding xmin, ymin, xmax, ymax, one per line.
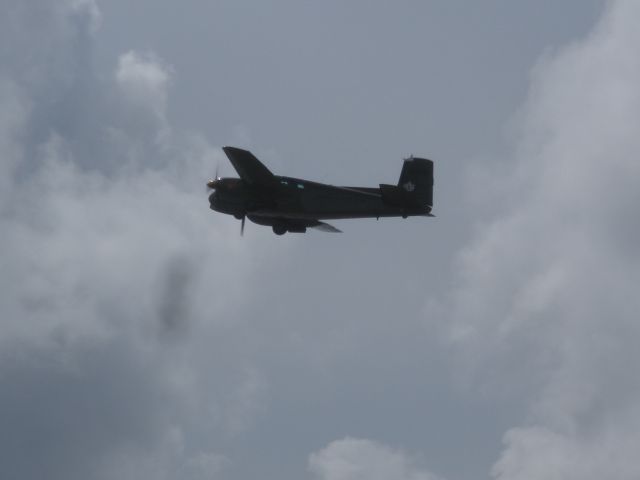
<box><xmin>208</xmin><ymin>147</ymin><xmax>434</xmax><ymax>235</ymax></box>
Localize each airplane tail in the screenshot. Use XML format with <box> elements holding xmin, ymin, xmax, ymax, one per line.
<box><xmin>397</xmin><ymin>156</ymin><xmax>434</xmax><ymax>208</ymax></box>
<box><xmin>379</xmin><ymin>156</ymin><xmax>434</xmax><ymax>211</ymax></box>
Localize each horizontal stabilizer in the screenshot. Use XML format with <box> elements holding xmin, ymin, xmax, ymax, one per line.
<box><xmin>310</xmin><ymin>221</ymin><xmax>342</xmax><ymax>233</ymax></box>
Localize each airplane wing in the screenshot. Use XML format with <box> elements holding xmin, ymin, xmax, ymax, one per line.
<box><xmin>222</xmin><ymin>146</ymin><xmax>276</xmax><ymax>186</ymax></box>
<box><xmin>310</xmin><ymin>220</ymin><xmax>342</xmax><ymax>233</ymax></box>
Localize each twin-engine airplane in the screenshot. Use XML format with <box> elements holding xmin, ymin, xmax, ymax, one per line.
<box><xmin>208</xmin><ymin>147</ymin><xmax>434</xmax><ymax>235</ymax></box>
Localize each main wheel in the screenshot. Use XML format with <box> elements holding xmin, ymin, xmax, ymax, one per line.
<box><xmin>272</xmin><ymin>225</ymin><xmax>287</xmax><ymax>235</ymax></box>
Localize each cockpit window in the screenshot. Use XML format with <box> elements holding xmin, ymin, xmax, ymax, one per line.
<box><xmin>297</xmin><ymin>184</ymin><xmax>304</xmax><ymax>189</ymax></box>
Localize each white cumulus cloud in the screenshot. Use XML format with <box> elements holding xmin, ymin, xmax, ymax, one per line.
<box><xmin>439</xmin><ymin>1</ymin><xmax>640</xmax><ymax>478</ymax></box>
<box><xmin>309</xmin><ymin>437</ymin><xmax>442</xmax><ymax>480</ymax></box>
<box><xmin>0</xmin><ymin>2</ymin><xmax>275</xmax><ymax>479</ymax></box>
<box><xmin>116</xmin><ymin>51</ymin><xmax>174</xmax><ymax>120</ymax></box>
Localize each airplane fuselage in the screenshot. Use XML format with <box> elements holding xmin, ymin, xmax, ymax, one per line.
<box><xmin>210</xmin><ymin>176</ymin><xmax>431</xmax><ymax>223</ymax></box>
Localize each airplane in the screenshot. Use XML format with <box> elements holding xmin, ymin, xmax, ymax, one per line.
<box><xmin>207</xmin><ymin>146</ymin><xmax>434</xmax><ymax>235</ymax></box>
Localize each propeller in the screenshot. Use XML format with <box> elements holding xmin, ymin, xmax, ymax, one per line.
<box><xmin>207</xmin><ymin>164</ymin><xmax>247</xmax><ymax>236</ymax></box>
<box><xmin>206</xmin><ymin>164</ymin><xmax>220</xmax><ymax>191</ymax></box>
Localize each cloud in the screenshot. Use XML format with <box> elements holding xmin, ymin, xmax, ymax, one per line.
<box><xmin>309</xmin><ymin>437</ymin><xmax>441</xmax><ymax>480</ymax></box>
<box><xmin>0</xmin><ymin>77</ymin><xmax>30</xmax><ymax>196</ymax></box>
<box><xmin>4</xmin><ymin>1</ymin><xmax>635</xmax><ymax>479</ymax></box>
<box><xmin>438</xmin><ymin>1</ymin><xmax>640</xmax><ymax>478</ymax></box>
<box><xmin>116</xmin><ymin>51</ymin><xmax>173</xmax><ymax>121</ymax></box>
<box><xmin>0</xmin><ymin>1</ymin><xmax>274</xmax><ymax>479</ymax></box>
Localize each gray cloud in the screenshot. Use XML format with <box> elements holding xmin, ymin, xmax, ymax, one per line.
<box><xmin>0</xmin><ymin>339</ymin><xmax>179</xmax><ymax>480</ymax></box>
<box><xmin>156</xmin><ymin>254</ymin><xmax>197</xmax><ymax>337</ymax></box>
<box><xmin>0</xmin><ymin>2</ymin><xmax>273</xmax><ymax>479</ymax></box>
<box><xmin>2</xmin><ymin>1</ymin><xmax>629</xmax><ymax>479</ymax></box>
<box><xmin>439</xmin><ymin>1</ymin><xmax>640</xmax><ymax>478</ymax></box>
<box><xmin>309</xmin><ymin>437</ymin><xmax>441</xmax><ymax>480</ymax></box>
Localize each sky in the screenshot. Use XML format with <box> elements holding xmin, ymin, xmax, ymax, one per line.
<box><xmin>2</xmin><ymin>0</ymin><xmax>640</xmax><ymax>479</ymax></box>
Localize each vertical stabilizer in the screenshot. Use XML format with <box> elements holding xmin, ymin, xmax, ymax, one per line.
<box><xmin>398</xmin><ymin>157</ymin><xmax>434</xmax><ymax>207</ymax></box>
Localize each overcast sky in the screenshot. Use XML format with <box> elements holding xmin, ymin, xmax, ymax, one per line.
<box><xmin>3</xmin><ymin>1</ymin><xmax>640</xmax><ymax>479</ymax></box>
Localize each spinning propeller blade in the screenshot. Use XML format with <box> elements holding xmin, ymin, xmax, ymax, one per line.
<box><xmin>207</xmin><ymin>163</ymin><xmax>221</xmax><ymax>191</ymax></box>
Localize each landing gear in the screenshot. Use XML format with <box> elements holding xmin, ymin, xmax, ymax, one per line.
<box><xmin>272</xmin><ymin>225</ymin><xmax>287</xmax><ymax>236</ymax></box>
